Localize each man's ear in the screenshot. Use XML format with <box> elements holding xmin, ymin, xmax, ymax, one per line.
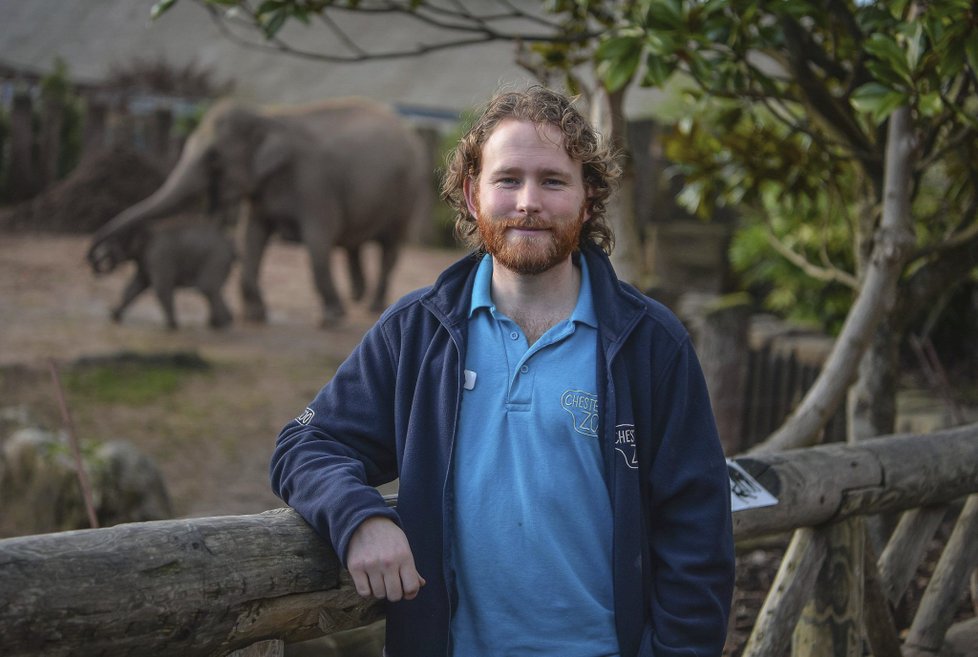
<box><xmin>463</xmin><ymin>176</ymin><xmax>479</xmax><ymax>217</ymax></box>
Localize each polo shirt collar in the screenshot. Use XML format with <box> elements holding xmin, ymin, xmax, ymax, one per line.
<box><xmin>467</xmin><ymin>253</ymin><xmax>598</xmax><ymax>329</ymax></box>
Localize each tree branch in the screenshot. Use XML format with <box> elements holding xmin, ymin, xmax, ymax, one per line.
<box><xmin>780</xmin><ymin>16</ymin><xmax>881</xmax><ymax>181</ymax></box>
<box><xmin>192</xmin><ymin>0</ymin><xmax>602</xmax><ymax>64</ymax></box>
<box><xmin>895</xmin><ymin>228</ymin><xmax>978</xmax><ymax>333</ymax></box>
<box><xmin>753</xmin><ymin>106</ymin><xmax>918</xmax><ymax>454</ymax></box>
<box><xmin>767</xmin><ymin>229</ymin><xmax>859</xmax><ymax>290</ymax></box>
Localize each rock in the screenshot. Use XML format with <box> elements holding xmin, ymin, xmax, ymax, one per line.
<box><xmin>0</xmin><ymin>427</ymin><xmax>172</xmax><ymax>537</ymax></box>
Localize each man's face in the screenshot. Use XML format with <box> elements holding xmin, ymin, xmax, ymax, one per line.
<box><xmin>464</xmin><ymin>119</ymin><xmax>590</xmax><ymax>275</ymax></box>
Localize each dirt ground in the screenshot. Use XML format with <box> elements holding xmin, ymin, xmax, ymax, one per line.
<box><xmin>0</xmin><ymin>232</ymin><xmax>464</xmax><ymax>521</ymax></box>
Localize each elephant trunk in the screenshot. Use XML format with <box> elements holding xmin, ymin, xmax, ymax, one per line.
<box><xmin>88</xmin><ymin>139</ymin><xmax>211</xmax><ymax>265</ymax></box>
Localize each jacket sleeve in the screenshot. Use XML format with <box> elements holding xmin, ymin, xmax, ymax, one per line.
<box><xmin>269</xmin><ymin>319</ymin><xmax>401</xmax><ymax>566</ymax></box>
<box><xmin>646</xmin><ymin>337</ymin><xmax>735</xmax><ymax>657</ymax></box>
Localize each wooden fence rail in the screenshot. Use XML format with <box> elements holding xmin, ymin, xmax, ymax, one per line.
<box><xmin>2</xmin><ymin>423</ymin><xmax>977</xmax><ymax>657</ymax></box>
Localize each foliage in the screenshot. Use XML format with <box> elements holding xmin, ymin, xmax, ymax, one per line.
<box><xmin>595</xmin><ymin>0</ymin><xmax>978</xmax><ymax>333</ymax></box>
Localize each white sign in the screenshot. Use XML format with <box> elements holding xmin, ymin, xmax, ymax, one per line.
<box><xmin>727</xmin><ymin>459</ymin><xmax>779</xmax><ymax>512</ymax></box>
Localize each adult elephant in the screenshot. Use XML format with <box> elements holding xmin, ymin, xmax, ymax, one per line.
<box><xmin>88</xmin><ymin>98</ymin><xmax>431</xmax><ymax>325</ymax></box>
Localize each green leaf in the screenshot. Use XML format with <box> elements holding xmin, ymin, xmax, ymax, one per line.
<box><xmin>261</xmin><ymin>8</ymin><xmax>288</xmax><ymax>38</ymax></box>
<box><xmin>888</xmin><ymin>0</ymin><xmax>910</xmax><ymax>19</ymax></box>
<box><xmin>645</xmin><ymin>0</ymin><xmax>683</xmax><ymax>29</ymax></box>
<box><xmin>596</xmin><ymin>34</ymin><xmax>643</xmax><ymax>60</ymax></box>
<box><xmin>851</xmin><ymin>82</ymin><xmax>908</xmax><ymax>124</ymax></box>
<box><xmin>917</xmin><ymin>91</ymin><xmax>942</xmax><ymax>117</ymax></box>
<box><xmin>864</xmin><ymin>34</ymin><xmax>912</xmax><ymax>84</ymax></box>
<box><xmin>596</xmin><ymin>34</ymin><xmax>644</xmax><ymax>92</ymax></box>
<box><xmin>967</xmin><ymin>33</ymin><xmax>978</xmax><ymax>75</ymax></box>
<box><xmin>642</xmin><ymin>52</ymin><xmax>675</xmax><ymax>87</ymax></box>
<box><xmin>256</xmin><ymin>0</ymin><xmax>284</xmax><ymax>15</ymax></box>
<box><xmin>150</xmin><ymin>0</ymin><xmax>178</xmax><ymax>19</ymax></box>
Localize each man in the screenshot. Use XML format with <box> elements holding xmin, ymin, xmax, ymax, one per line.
<box><xmin>271</xmin><ymin>87</ymin><xmax>734</xmax><ymax>657</ymax></box>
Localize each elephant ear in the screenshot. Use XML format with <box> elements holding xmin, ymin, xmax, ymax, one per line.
<box><xmin>252</xmin><ymin>132</ymin><xmax>291</xmax><ymax>186</ymax></box>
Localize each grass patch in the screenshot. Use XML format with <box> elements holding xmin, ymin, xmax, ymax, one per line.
<box><xmin>63</xmin><ymin>351</ymin><xmax>210</xmax><ymax>405</ymax></box>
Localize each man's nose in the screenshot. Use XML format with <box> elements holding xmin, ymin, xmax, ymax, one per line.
<box><xmin>516</xmin><ymin>183</ymin><xmax>542</xmax><ymax>214</ymax></box>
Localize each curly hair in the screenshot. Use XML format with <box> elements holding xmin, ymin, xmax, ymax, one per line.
<box><xmin>441</xmin><ymin>86</ymin><xmax>621</xmax><ymax>254</ymax></box>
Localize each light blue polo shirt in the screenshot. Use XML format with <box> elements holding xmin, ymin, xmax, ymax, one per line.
<box><xmin>450</xmin><ymin>254</ymin><xmax>619</xmax><ymax>657</ymax></box>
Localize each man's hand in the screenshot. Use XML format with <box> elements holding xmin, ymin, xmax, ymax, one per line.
<box><xmin>346</xmin><ymin>516</ymin><xmax>426</xmax><ymax>602</ymax></box>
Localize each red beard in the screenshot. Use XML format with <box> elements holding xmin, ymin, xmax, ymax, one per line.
<box><xmin>476</xmin><ymin>207</ymin><xmax>586</xmax><ymax>275</ymax></box>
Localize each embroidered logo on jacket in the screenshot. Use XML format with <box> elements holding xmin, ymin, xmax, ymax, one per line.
<box><xmin>615</xmin><ymin>423</ymin><xmax>638</xmax><ymax>469</ymax></box>
<box><xmin>295</xmin><ymin>407</ymin><xmax>315</xmax><ymax>425</ymax></box>
<box><xmin>561</xmin><ymin>389</ymin><xmax>599</xmax><ymax>437</ymax></box>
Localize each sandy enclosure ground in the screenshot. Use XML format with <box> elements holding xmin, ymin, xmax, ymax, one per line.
<box><xmin>0</xmin><ymin>232</ymin><xmax>464</xmax><ymax>520</ymax></box>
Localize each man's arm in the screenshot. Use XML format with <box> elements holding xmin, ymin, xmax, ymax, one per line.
<box><xmin>270</xmin><ymin>321</ymin><xmax>406</xmax><ymax>575</ymax></box>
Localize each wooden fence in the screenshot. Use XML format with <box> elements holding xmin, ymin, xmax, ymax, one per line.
<box><xmin>695</xmin><ymin>301</ymin><xmax>846</xmax><ymax>455</ymax></box>
<box><xmin>1</xmin><ymin>423</ymin><xmax>977</xmax><ymax>657</ymax></box>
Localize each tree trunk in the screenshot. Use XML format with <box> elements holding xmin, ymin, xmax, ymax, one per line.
<box><xmin>848</xmin><ymin>319</ymin><xmax>899</xmax><ymax>443</ymax></box>
<box><xmin>698</xmin><ymin>294</ymin><xmax>752</xmax><ymax>454</ymax></box>
<box><xmin>753</xmin><ymin>107</ymin><xmax>918</xmax><ymax>454</ymax></box>
<box><xmin>590</xmin><ymin>86</ymin><xmax>647</xmax><ymax>287</ymax></box>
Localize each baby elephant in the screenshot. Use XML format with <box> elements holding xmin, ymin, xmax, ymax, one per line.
<box><xmin>87</xmin><ymin>216</ymin><xmax>235</xmax><ymax>329</ymax></box>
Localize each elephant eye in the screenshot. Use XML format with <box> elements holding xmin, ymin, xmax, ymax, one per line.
<box><xmin>204</xmin><ymin>149</ymin><xmax>221</xmax><ymax>170</ymax></box>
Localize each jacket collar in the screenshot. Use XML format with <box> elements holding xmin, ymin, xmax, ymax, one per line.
<box><xmin>421</xmin><ymin>242</ymin><xmax>645</xmax><ymax>344</ymax></box>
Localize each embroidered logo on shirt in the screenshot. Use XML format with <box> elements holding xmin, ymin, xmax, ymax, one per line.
<box><xmin>615</xmin><ymin>423</ymin><xmax>639</xmax><ymax>469</ymax></box>
<box><xmin>561</xmin><ymin>389</ymin><xmax>599</xmax><ymax>437</ymax></box>
<box><xmin>295</xmin><ymin>407</ymin><xmax>315</xmax><ymax>425</ymax></box>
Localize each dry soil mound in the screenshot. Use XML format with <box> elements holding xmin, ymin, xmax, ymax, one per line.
<box><xmin>0</xmin><ymin>145</ymin><xmax>166</xmax><ymax>233</ymax></box>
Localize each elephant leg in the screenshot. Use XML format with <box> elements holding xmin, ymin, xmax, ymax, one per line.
<box><xmin>300</xmin><ymin>222</ymin><xmax>344</xmax><ymax>327</ymax></box>
<box><xmin>200</xmin><ymin>250</ymin><xmax>235</xmax><ymax>329</ymax></box>
<box><xmin>153</xmin><ymin>283</ymin><xmax>178</xmax><ymax>330</ymax></box>
<box><xmin>240</xmin><ymin>209</ymin><xmax>271</xmax><ymax>322</ymax></box>
<box><xmin>113</xmin><ymin>271</ymin><xmax>150</xmax><ymax>323</ymax></box>
<box><xmin>202</xmin><ymin>288</ymin><xmax>233</xmax><ymax>329</ymax></box>
<box><xmin>345</xmin><ymin>244</ymin><xmax>367</xmax><ymax>302</ymax></box>
<box><xmin>370</xmin><ymin>238</ymin><xmax>401</xmax><ymax>313</ymax></box>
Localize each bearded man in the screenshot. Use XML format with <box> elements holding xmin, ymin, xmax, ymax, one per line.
<box><xmin>271</xmin><ymin>87</ymin><xmax>735</xmax><ymax>657</ymax></box>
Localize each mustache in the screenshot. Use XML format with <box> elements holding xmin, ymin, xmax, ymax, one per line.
<box><xmin>491</xmin><ymin>216</ymin><xmax>552</xmax><ymax>230</ymax></box>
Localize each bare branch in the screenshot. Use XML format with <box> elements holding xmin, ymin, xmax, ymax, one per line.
<box><xmin>767</xmin><ymin>229</ymin><xmax>859</xmax><ymax>290</ymax></box>
<box><xmin>317</xmin><ymin>11</ymin><xmax>368</xmax><ymax>58</ymax></box>
<box><xmin>191</xmin><ymin>0</ymin><xmax>602</xmax><ymax>65</ymax></box>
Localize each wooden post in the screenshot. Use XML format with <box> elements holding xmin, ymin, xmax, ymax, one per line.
<box><xmin>862</xmin><ymin>535</ymin><xmax>902</xmax><ymax>657</ymax></box>
<box><xmin>8</xmin><ymin>89</ymin><xmax>37</xmax><ymax>201</ymax></box>
<box><xmin>904</xmin><ymin>494</ymin><xmax>978</xmax><ymax>655</ymax></box>
<box><xmin>877</xmin><ymin>505</ymin><xmax>947</xmax><ymax>605</ymax></box>
<box><xmin>150</xmin><ymin>107</ymin><xmax>173</xmax><ymax>166</ymax></box>
<box><xmin>742</xmin><ymin>527</ymin><xmax>827</xmax><ymax>657</ymax></box>
<box><xmin>39</xmin><ymin>92</ymin><xmax>65</xmax><ymax>189</ymax></box>
<box><xmin>792</xmin><ymin>517</ymin><xmax>865</xmax><ymax>657</ymax></box>
<box><xmin>698</xmin><ymin>293</ymin><xmax>752</xmax><ymax>454</ymax></box>
<box><xmin>82</xmin><ymin>98</ymin><xmax>108</xmax><ymax>158</ymax></box>
<box><xmin>228</xmin><ymin>640</ymin><xmax>285</xmax><ymax>657</ymax></box>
